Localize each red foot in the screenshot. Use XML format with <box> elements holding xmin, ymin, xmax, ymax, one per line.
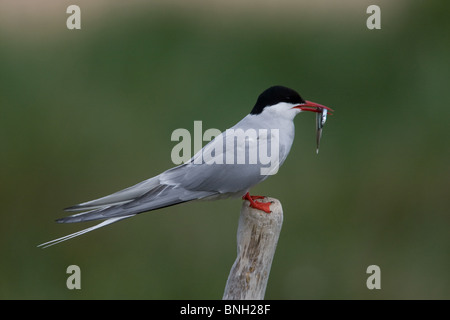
<box><xmin>249</xmin><ymin>195</ymin><xmax>265</xmax><ymax>200</ymax></box>
<box><xmin>242</xmin><ymin>192</ymin><xmax>272</xmax><ymax>213</ymax></box>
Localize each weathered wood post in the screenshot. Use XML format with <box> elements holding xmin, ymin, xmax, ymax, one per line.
<box><xmin>223</xmin><ymin>197</ymin><xmax>283</xmax><ymax>300</ymax></box>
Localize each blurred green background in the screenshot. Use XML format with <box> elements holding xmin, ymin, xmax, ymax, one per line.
<box><xmin>1</xmin><ymin>0</ymin><xmax>449</xmax><ymax>299</ymax></box>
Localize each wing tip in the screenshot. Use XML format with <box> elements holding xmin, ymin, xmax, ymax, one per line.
<box><xmin>56</xmin><ymin>217</ymin><xmax>75</xmax><ymax>224</ymax></box>
<box><xmin>64</xmin><ymin>205</ymin><xmax>80</xmax><ymax>212</ymax></box>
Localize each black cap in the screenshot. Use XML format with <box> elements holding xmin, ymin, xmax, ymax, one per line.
<box><xmin>250</xmin><ymin>86</ymin><xmax>305</xmax><ymax>115</ymax></box>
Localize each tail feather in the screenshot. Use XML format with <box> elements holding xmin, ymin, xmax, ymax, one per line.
<box><xmin>39</xmin><ymin>163</ymin><xmax>218</xmax><ymax>247</ymax></box>
<box><xmin>37</xmin><ymin>215</ymin><xmax>134</xmax><ymax>248</ymax></box>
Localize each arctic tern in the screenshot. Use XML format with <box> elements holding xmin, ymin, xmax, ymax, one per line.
<box><xmin>39</xmin><ymin>86</ymin><xmax>333</xmax><ymax>248</ymax></box>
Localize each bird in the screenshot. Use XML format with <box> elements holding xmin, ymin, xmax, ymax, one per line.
<box><xmin>38</xmin><ymin>85</ymin><xmax>333</xmax><ymax>248</ymax></box>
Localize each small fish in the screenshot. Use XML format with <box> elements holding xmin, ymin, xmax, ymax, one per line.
<box><xmin>315</xmin><ymin>106</ymin><xmax>333</xmax><ymax>154</ymax></box>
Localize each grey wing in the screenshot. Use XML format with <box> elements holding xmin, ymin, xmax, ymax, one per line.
<box><xmin>39</xmin><ymin>127</ymin><xmax>269</xmax><ymax>248</ymax></box>
<box><xmin>172</xmin><ymin>161</ymin><xmax>266</xmax><ymax>194</ymax></box>
<box><xmin>177</xmin><ymin>130</ymin><xmax>271</xmax><ymax>193</ymax></box>
<box><xmin>64</xmin><ymin>175</ymin><xmax>162</xmax><ymax>212</ymax></box>
<box><xmin>58</xmin><ymin>164</ymin><xmax>217</xmax><ymax>224</ymax></box>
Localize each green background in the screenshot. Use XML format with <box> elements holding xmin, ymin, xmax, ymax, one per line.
<box><xmin>1</xmin><ymin>0</ymin><xmax>449</xmax><ymax>299</ymax></box>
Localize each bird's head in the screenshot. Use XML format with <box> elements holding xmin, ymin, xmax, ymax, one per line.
<box><xmin>250</xmin><ymin>85</ymin><xmax>333</xmax><ymax>117</ymax></box>
<box><xmin>250</xmin><ymin>86</ymin><xmax>334</xmax><ymax>153</ymax></box>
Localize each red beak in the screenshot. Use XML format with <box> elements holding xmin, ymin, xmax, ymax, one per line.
<box><xmin>294</xmin><ymin>100</ymin><xmax>334</xmax><ymax>114</ymax></box>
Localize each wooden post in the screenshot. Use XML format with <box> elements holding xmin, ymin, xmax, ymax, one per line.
<box><xmin>223</xmin><ymin>197</ymin><xmax>283</xmax><ymax>300</ymax></box>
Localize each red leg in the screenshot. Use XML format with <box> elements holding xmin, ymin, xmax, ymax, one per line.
<box><xmin>242</xmin><ymin>192</ymin><xmax>271</xmax><ymax>213</ymax></box>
